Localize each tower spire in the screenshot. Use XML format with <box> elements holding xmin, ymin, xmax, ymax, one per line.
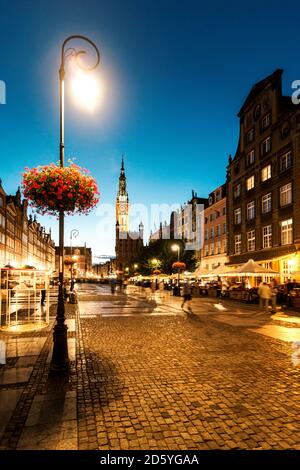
<box><xmin>121</xmin><ymin>154</ymin><xmax>125</xmax><ymax>176</ymax></box>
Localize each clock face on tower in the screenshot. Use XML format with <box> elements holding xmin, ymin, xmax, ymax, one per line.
<box><xmin>119</xmin><ymin>203</ymin><xmax>126</xmax><ymax>214</ymax></box>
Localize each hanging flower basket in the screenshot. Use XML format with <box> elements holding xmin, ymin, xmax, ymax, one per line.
<box><xmin>64</xmin><ymin>257</ymin><xmax>76</xmax><ymax>266</ymax></box>
<box><xmin>172</xmin><ymin>262</ymin><xmax>186</xmax><ymax>271</ymax></box>
<box><xmin>153</xmin><ymin>269</ymin><xmax>161</xmax><ymax>275</ymax></box>
<box><xmin>22</xmin><ymin>163</ymin><xmax>100</xmax><ymax>216</ymax></box>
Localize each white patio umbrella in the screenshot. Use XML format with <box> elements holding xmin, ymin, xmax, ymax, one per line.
<box><xmin>208</xmin><ymin>264</ymin><xmax>229</xmax><ymax>277</ymax></box>
<box><xmin>227</xmin><ymin>259</ymin><xmax>280</xmax><ymax>276</ymax></box>
<box><xmin>193</xmin><ymin>266</ymin><xmax>210</xmax><ymax>277</ymax></box>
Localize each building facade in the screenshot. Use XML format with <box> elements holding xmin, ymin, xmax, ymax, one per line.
<box><xmin>227</xmin><ymin>69</ymin><xmax>300</xmax><ymax>280</ymax></box>
<box><xmin>115</xmin><ymin>157</ymin><xmax>144</xmax><ymax>272</ymax></box>
<box><xmin>0</xmin><ymin>181</ymin><xmax>55</xmax><ymax>271</ymax></box>
<box><xmin>149</xmin><ymin>191</ymin><xmax>208</xmax><ymax>246</ymax></box>
<box><xmin>197</xmin><ymin>184</ymin><xmax>228</xmax><ymax>271</ymax></box>
<box><xmin>55</xmin><ymin>245</ymin><xmax>93</xmax><ymax>279</ymax></box>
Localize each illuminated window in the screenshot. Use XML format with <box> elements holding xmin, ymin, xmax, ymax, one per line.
<box><xmin>281</xmin><ymin>219</ymin><xmax>293</xmax><ymax>245</ymax></box>
<box><xmin>280</xmin><ymin>182</ymin><xmax>292</xmax><ymax>207</ymax></box>
<box><xmin>261</xmin><ymin>164</ymin><xmax>271</xmax><ymax>182</ymax></box>
<box><xmin>263</xmin><ymin>225</ymin><xmax>272</xmax><ymax>248</ymax></box>
<box><xmin>246</xmin><ymin>175</ymin><xmax>255</xmax><ymax>191</ymax></box>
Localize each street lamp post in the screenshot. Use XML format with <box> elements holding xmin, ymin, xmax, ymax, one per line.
<box><xmin>50</xmin><ymin>35</ymin><xmax>100</xmax><ymax>373</ymax></box>
<box><xmin>172</xmin><ymin>244</ymin><xmax>180</xmax><ymax>295</ymax></box>
<box><xmin>70</xmin><ymin>229</ymin><xmax>79</xmax><ymax>291</ymax></box>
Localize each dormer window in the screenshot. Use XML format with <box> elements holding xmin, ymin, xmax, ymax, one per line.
<box><xmin>247</xmin><ymin>150</ymin><xmax>255</xmax><ymax>166</ymax></box>
<box><xmin>254</xmin><ymin>104</ymin><xmax>261</xmax><ymax>120</ymax></box>
<box><xmin>261</xmin><ymin>136</ymin><xmax>271</xmax><ymax>156</ymax></box>
<box><xmin>246</xmin><ymin>128</ymin><xmax>255</xmax><ymax>144</ymax></box>
<box><xmin>261</xmin><ymin>113</ymin><xmax>271</xmax><ymax>131</ymax></box>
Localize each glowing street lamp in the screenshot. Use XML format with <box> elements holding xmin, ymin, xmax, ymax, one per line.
<box><xmin>172</xmin><ymin>244</ymin><xmax>181</xmax><ymax>293</ymax></box>
<box><xmin>71</xmin><ymin>71</ymin><xmax>102</xmax><ymax>111</ymax></box>
<box><xmin>171</xmin><ymin>244</ymin><xmax>180</xmax><ymax>262</ymax></box>
<box><xmin>50</xmin><ymin>35</ymin><xmax>100</xmax><ymax>374</ymax></box>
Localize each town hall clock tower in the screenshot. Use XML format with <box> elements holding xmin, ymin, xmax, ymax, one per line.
<box><xmin>116</xmin><ymin>155</ymin><xmax>129</xmax><ymax>233</ymax></box>
<box><xmin>115</xmin><ymin>156</ymin><xmax>143</xmax><ymax>272</ymax></box>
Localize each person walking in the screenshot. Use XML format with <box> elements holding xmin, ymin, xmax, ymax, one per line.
<box><xmin>158</xmin><ymin>280</ymin><xmax>165</xmax><ymax>299</ymax></box>
<box><xmin>181</xmin><ymin>280</ymin><xmax>192</xmax><ymax>312</ymax></box>
<box><xmin>258</xmin><ymin>282</ymin><xmax>271</xmax><ymax>313</ymax></box>
<box><xmin>286</xmin><ymin>278</ymin><xmax>295</xmax><ymax>307</ymax></box>
<box><xmin>270</xmin><ymin>278</ymin><xmax>278</xmax><ymax>313</ymax></box>
<box><xmin>110</xmin><ymin>278</ymin><xmax>116</xmax><ymax>294</ymax></box>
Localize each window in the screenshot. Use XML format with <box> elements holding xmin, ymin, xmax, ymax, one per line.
<box><xmin>216</xmin><ymin>191</ymin><xmax>221</xmax><ymax>202</ymax></box>
<box><xmin>263</xmin><ymin>225</ymin><xmax>272</xmax><ymax>248</ymax></box>
<box><xmin>223</xmin><ymin>238</ymin><xmax>227</xmax><ymax>253</ymax></box>
<box><xmin>280</xmin><ymin>151</ymin><xmax>292</xmax><ymax>172</ymax></box>
<box><xmin>280</xmin><ymin>183</ymin><xmax>292</xmax><ymax>207</ymax></box>
<box><xmin>234</xmin><ymin>208</ymin><xmax>241</xmax><ymax>225</ymax></box>
<box><xmin>210</xmin><ymin>243</ymin><xmax>214</xmax><ymax>255</ymax></box>
<box><xmin>262</xmin><ymin>136</ymin><xmax>271</xmax><ymax>155</ymax></box>
<box><xmin>246</xmin><ymin>128</ymin><xmax>255</xmax><ymax>144</ymax></box>
<box><xmin>247</xmin><ymin>230</ymin><xmax>255</xmax><ymax>251</ymax></box>
<box><xmin>281</xmin><ymin>219</ymin><xmax>293</xmax><ymax>245</ymax></box>
<box><xmin>262</xmin><ymin>193</ymin><xmax>272</xmax><ymax>213</ymax></box>
<box><xmin>216</xmin><ymin>225</ymin><xmax>221</xmax><ymax>237</ymax></box>
<box><xmin>204</xmin><ymin>229</ymin><xmax>208</xmax><ymax>241</ymax></box>
<box><xmin>235</xmin><ymin>234</ymin><xmax>241</xmax><ymax>254</ymax></box>
<box><xmin>247</xmin><ymin>201</ymin><xmax>255</xmax><ymax>220</ymax></box>
<box><xmin>261</xmin><ymin>164</ymin><xmax>271</xmax><ymax>182</ymax></box>
<box><xmin>247</xmin><ymin>150</ymin><xmax>255</xmax><ymax>166</ymax></box>
<box><xmin>246</xmin><ymin>175</ymin><xmax>255</xmax><ymax>191</ymax></box>
<box><xmin>0</xmin><ymin>197</ymin><xmax>3</xmax><ymax>208</ymax></box>
<box><xmin>217</xmin><ymin>241</ymin><xmax>221</xmax><ymax>254</ymax></box>
<box><xmin>261</xmin><ymin>113</ymin><xmax>271</xmax><ymax>131</ymax></box>
<box><xmin>210</xmin><ymin>227</ymin><xmax>214</xmax><ymax>239</ymax></box>
<box><xmin>223</xmin><ymin>223</ymin><xmax>227</xmax><ymax>234</ymax></box>
<box><xmin>234</xmin><ymin>184</ymin><xmax>241</xmax><ymax>198</ymax></box>
<box><xmin>254</xmin><ymin>104</ymin><xmax>261</xmax><ymax>120</ymax></box>
<box><xmin>205</xmin><ymin>245</ymin><xmax>209</xmax><ymax>256</ymax></box>
<box><xmin>223</xmin><ymin>206</ymin><xmax>227</xmax><ymax>216</ymax></box>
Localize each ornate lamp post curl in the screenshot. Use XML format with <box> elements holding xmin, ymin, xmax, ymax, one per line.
<box><xmin>50</xmin><ymin>35</ymin><xmax>100</xmax><ymax>374</ymax></box>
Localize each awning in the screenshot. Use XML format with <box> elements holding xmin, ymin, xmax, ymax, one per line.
<box><xmin>226</xmin><ymin>259</ymin><xmax>280</xmax><ymax>276</ymax></box>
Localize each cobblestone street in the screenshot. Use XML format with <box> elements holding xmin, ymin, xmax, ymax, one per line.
<box><xmin>1</xmin><ymin>283</ymin><xmax>300</xmax><ymax>450</ymax></box>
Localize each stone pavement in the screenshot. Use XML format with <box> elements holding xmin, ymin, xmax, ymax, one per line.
<box><xmin>0</xmin><ymin>283</ymin><xmax>300</xmax><ymax>450</ymax></box>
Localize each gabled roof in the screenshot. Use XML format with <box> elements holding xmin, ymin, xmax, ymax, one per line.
<box><xmin>238</xmin><ymin>69</ymin><xmax>283</xmax><ymax>117</ymax></box>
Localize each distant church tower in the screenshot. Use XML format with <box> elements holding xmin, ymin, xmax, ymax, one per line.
<box><xmin>116</xmin><ymin>155</ymin><xmax>129</xmax><ymax>233</ymax></box>
<box><xmin>115</xmin><ymin>156</ymin><xmax>143</xmax><ymax>273</ymax></box>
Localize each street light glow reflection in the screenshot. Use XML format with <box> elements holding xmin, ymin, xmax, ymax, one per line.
<box><xmin>71</xmin><ymin>71</ymin><xmax>102</xmax><ymax>111</ymax></box>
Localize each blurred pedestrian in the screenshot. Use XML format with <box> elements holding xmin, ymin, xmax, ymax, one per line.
<box><xmin>258</xmin><ymin>282</ymin><xmax>271</xmax><ymax>312</ymax></box>
<box><xmin>270</xmin><ymin>279</ymin><xmax>278</xmax><ymax>313</ymax></box>
<box><xmin>286</xmin><ymin>278</ymin><xmax>295</xmax><ymax>307</ymax></box>
<box><xmin>159</xmin><ymin>280</ymin><xmax>165</xmax><ymax>299</ymax></box>
<box><xmin>181</xmin><ymin>280</ymin><xmax>192</xmax><ymax>312</ymax></box>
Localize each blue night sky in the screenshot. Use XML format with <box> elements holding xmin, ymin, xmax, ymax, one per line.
<box><xmin>0</xmin><ymin>0</ymin><xmax>299</xmax><ymax>258</ymax></box>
